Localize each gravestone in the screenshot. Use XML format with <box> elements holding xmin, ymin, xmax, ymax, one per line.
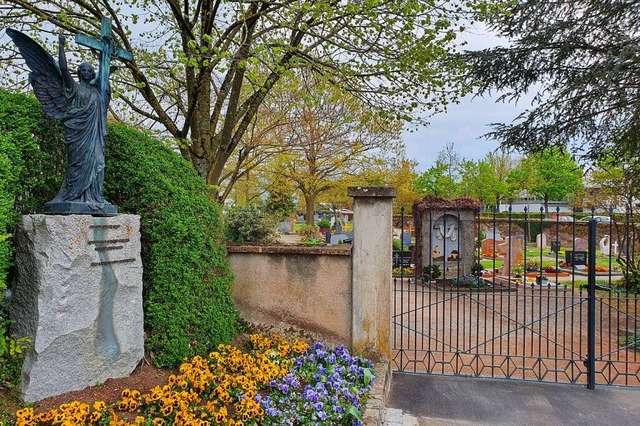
<box><xmin>343</xmin><ymin>230</ymin><xmax>354</xmax><ymax>243</ymax></box>
<box><xmin>611</xmin><ymin>240</ymin><xmax>619</xmax><ymax>256</ymax></box>
<box><xmin>600</xmin><ymin>235</ymin><xmax>610</xmax><ymax>256</ymax></box>
<box><xmin>500</xmin><ymin>237</ymin><xmax>523</xmax><ymax>275</ymax></box>
<box><xmin>486</xmin><ymin>227</ymin><xmax>501</xmax><ymax>241</ymax></box>
<box><xmin>393</xmin><ymin>250</ymin><xmax>412</xmax><ymax>268</ymax></box>
<box><xmin>7</xmin><ymin>18</ymin><xmax>143</xmax><ymax>403</ymax></box>
<box><xmin>330</xmin><ymin>233</ymin><xmax>349</xmax><ymax>245</ymax></box>
<box><xmin>278</xmin><ymin>219</ymin><xmax>292</xmax><ymax>233</ymax></box>
<box><xmin>402</xmin><ymin>231</ymin><xmax>412</xmax><ymax>247</ymax></box>
<box><xmin>481</xmin><ymin>238</ymin><xmax>498</xmax><ymax>257</ymax></box>
<box><xmin>11</xmin><ymin>215</ymin><xmax>143</xmax><ymax>402</ymax></box>
<box><xmin>574</xmin><ymin>237</ymin><xmax>588</xmax><ymax>251</ymax></box>
<box><xmin>514</xmin><ymin>234</ymin><xmax>525</xmax><ymax>247</ymax></box>
<box><xmin>536</xmin><ymin>233</ymin><xmax>548</xmax><ymax>248</ymax></box>
<box><xmin>565</xmin><ymin>250</ymin><xmax>587</xmax><ymax>267</ymax></box>
<box><xmin>431</xmin><ymin>214</ymin><xmax>460</xmax><ymax>262</ymax></box>
<box><xmin>620</xmin><ymin>238</ymin><xmax>629</xmax><ymax>258</ymax></box>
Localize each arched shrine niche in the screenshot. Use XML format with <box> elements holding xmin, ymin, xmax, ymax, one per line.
<box><xmin>412</xmin><ymin>196</ymin><xmax>481</xmax><ymax>280</ymax></box>
<box><xmin>431</xmin><ymin>214</ymin><xmax>461</xmax><ymax>262</ymax></box>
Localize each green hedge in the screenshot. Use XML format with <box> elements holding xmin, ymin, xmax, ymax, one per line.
<box><xmin>105</xmin><ymin>124</ymin><xmax>238</xmax><ymax>366</ymax></box>
<box><xmin>0</xmin><ymin>90</ymin><xmax>239</xmax><ymax>367</ymax></box>
<box><xmin>0</xmin><ymin>90</ymin><xmax>61</xmax><ymax>291</ymax></box>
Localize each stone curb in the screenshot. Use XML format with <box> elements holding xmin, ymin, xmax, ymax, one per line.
<box><xmin>364</xmin><ymin>361</ymin><xmax>391</xmax><ymax>425</ymax></box>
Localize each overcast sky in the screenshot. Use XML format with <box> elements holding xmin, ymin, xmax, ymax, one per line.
<box><xmin>402</xmin><ymin>95</ymin><xmax>527</xmax><ymax>172</ymax></box>
<box><xmin>402</xmin><ymin>24</ymin><xmax>526</xmax><ymax>172</ymax></box>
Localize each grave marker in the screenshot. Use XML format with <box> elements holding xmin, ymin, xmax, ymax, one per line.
<box><xmin>536</xmin><ymin>233</ymin><xmax>548</xmax><ymax>248</ymax></box>
<box><xmin>566</xmin><ymin>250</ymin><xmax>587</xmax><ymax>266</ymax></box>
<box><xmin>574</xmin><ymin>237</ymin><xmax>588</xmax><ymax>251</ymax></box>
<box><xmin>481</xmin><ymin>238</ymin><xmax>498</xmax><ymax>257</ymax></box>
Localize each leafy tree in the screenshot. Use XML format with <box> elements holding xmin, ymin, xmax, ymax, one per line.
<box><xmin>226</xmin><ymin>170</ymin><xmax>268</xmax><ymax>206</ymax></box>
<box><xmin>464</xmin><ymin>0</ymin><xmax>640</xmax><ymax>161</ymax></box>
<box><xmin>486</xmin><ymin>150</ymin><xmax>516</xmax><ymax>186</ymax></box>
<box><xmin>0</xmin><ymin>0</ymin><xmax>496</xmax><ymax>200</ymax></box>
<box><xmin>484</xmin><ymin>150</ymin><xmax>517</xmax><ymax>207</ymax></box>
<box><xmin>509</xmin><ymin>149</ymin><xmax>584</xmax><ymax>214</ymax></box>
<box><xmin>582</xmin><ymin>157</ymin><xmax>639</xmax><ymax>212</ymax></box>
<box><xmin>436</xmin><ymin>142</ymin><xmax>462</xmax><ymax>184</ymax></box>
<box><xmin>324</xmin><ymin>157</ymin><xmax>419</xmax><ymax>214</ymax></box>
<box><xmin>389</xmin><ymin>159</ymin><xmax>420</xmax><ymax>213</ymax></box>
<box><xmin>263</xmin><ymin>75</ymin><xmax>403</xmax><ymax>224</ymax></box>
<box><xmin>264</xmin><ymin>179</ymin><xmax>297</xmax><ymax>220</ymax></box>
<box><xmin>413</xmin><ymin>161</ymin><xmax>458</xmax><ymax>197</ymax></box>
<box><xmin>459</xmin><ymin>159</ymin><xmax>506</xmax><ymax>208</ymax></box>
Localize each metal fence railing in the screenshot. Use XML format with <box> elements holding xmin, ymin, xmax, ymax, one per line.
<box><xmin>393</xmin><ymin>206</ymin><xmax>640</xmax><ymax>388</ymax></box>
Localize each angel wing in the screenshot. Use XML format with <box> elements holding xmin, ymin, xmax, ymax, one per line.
<box><xmin>6</xmin><ymin>28</ymin><xmax>67</xmax><ymax>120</ymax></box>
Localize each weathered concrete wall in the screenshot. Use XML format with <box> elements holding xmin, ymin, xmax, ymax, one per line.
<box><xmin>228</xmin><ymin>244</ymin><xmax>352</xmax><ymax>346</ymax></box>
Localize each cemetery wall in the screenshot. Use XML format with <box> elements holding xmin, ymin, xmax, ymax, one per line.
<box><xmin>396</xmin><ymin>215</ymin><xmax>620</xmax><ymax>247</ymax></box>
<box><xmin>227</xmin><ymin>244</ymin><xmax>353</xmax><ymax>347</ymax></box>
<box><xmin>479</xmin><ymin>219</ymin><xmax>619</xmax><ymax>247</ymax></box>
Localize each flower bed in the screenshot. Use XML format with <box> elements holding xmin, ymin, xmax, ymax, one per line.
<box><xmin>13</xmin><ymin>335</ymin><xmax>374</xmax><ymax>426</ymax></box>
<box><xmin>392</xmin><ymin>267</ymin><xmax>414</xmax><ymax>277</ymax></box>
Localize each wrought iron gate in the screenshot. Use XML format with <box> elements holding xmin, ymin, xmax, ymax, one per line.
<box><xmin>392</xmin><ymin>207</ymin><xmax>640</xmax><ymax>387</ymax></box>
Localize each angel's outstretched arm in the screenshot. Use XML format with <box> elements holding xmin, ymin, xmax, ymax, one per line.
<box><xmin>58</xmin><ymin>35</ymin><xmax>74</xmax><ymax>88</ymax></box>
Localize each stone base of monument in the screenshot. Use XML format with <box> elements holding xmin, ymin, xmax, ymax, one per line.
<box><xmin>10</xmin><ymin>214</ymin><xmax>144</xmax><ymax>402</ymax></box>
<box><xmin>44</xmin><ymin>201</ymin><xmax>118</xmax><ymax>217</ymax></box>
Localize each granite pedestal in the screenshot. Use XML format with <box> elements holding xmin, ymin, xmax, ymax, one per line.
<box><xmin>10</xmin><ymin>214</ymin><xmax>143</xmax><ymax>402</ymax></box>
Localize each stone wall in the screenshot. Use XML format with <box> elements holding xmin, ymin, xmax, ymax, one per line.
<box><xmin>228</xmin><ymin>244</ymin><xmax>353</xmax><ymax>346</ymax></box>
<box><xmin>479</xmin><ymin>219</ymin><xmax>626</xmax><ymax>247</ymax></box>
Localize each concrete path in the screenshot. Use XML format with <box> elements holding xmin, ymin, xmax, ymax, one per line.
<box><xmin>384</xmin><ymin>373</ymin><xmax>640</xmax><ymax>425</ymax></box>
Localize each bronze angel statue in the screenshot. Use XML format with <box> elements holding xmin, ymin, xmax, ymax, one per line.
<box><xmin>6</xmin><ymin>21</ymin><xmax>131</xmax><ymax>216</ymax></box>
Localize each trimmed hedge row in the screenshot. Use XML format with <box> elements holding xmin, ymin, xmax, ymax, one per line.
<box><xmin>0</xmin><ymin>90</ymin><xmax>239</xmax><ymax>367</ymax></box>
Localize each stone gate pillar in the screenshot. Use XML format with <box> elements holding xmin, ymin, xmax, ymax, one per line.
<box><xmin>348</xmin><ymin>186</ymin><xmax>396</xmax><ymax>361</ymax></box>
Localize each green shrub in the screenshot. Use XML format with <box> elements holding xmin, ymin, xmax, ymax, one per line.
<box><xmin>264</xmin><ymin>190</ymin><xmax>296</xmax><ymax>220</ymax></box>
<box><xmin>0</xmin><ymin>318</ymin><xmax>29</xmax><ymax>387</ymax></box>
<box><xmin>105</xmin><ymin>124</ymin><xmax>239</xmax><ymax>367</ymax></box>
<box><xmin>471</xmin><ymin>262</ymin><xmax>484</xmax><ymax>277</ymax></box>
<box><xmin>299</xmin><ymin>224</ymin><xmax>318</xmax><ymax>241</ymax></box>
<box><xmin>0</xmin><ymin>90</ymin><xmax>60</xmax><ymax>389</ymax></box>
<box><xmin>0</xmin><ymin>90</ymin><xmax>239</xmax><ymax>368</ymax></box>
<box><xmin>317</xmin><ymin>218</ymin><xmax>331</xmax><ymax>229</ymax></box>
<box><xmin>225</xmin><ymin>205</ymin><xmax>276</xmax><ymax>243</ymax></box>
<box><xmin>422</xmin><ymin>264</ymin><xmax>441</xmax><ymax>280</ymax></box>
<box><xmin>0</xmin><ymin>91</ymin><xmax>62</xmax><ymax>292</ymax></box>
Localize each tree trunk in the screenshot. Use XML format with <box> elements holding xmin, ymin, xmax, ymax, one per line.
<box><xmin>544</xmin><ymin>196</ymin><xmax>549</xmax><ymax>215</ymax></box>
<box><xmin>304</xmin><ymin>194</ymin><xmax>316</xmax><ymax>226</ymax></box>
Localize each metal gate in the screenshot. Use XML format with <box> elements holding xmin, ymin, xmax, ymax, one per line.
<box><xmin>392</xmin><ymin>208</ymin><xmax>640</xmax><ymax>387</ymax></box>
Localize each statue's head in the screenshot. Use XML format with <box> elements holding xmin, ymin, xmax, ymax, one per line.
<box><xmin>77</xmin><ymin>62</ymin><xmax>96</xmax><ymax>82</ymax></box>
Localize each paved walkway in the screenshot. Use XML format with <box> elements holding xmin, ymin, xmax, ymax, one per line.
<box><xmin>384</xmin><ymin>373</ymin><xmax>640</xmax><ymax>425</ymax></box>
